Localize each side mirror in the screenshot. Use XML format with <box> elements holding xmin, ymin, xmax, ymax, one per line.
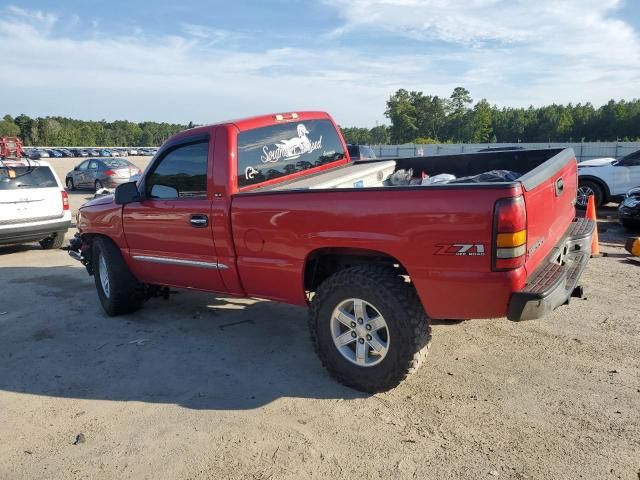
<box><xmin>74</xmin><ymin>166</ymin><xmax>79</xmax><ymax>171</ymax></box>
<box><xmin>114</xmin><ymin>181</ymin><xmax>140</xmax><ymax>205</ymax></box>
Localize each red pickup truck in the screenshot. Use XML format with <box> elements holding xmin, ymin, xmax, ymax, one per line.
<box><xmin>71</xmin><ymin>111</ymin><xmax>594</xmax><ymax>392</ymax></box>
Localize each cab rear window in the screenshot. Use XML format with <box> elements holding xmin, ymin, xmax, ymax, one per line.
<box><xmin>237</xmin><ymin>119</ymin><xmax>346</xmax><ymax>188</ymax></box>
<box><xmin>0</xmin><ymin>166</ymin><xmax>57</xmax><ymax>190</ymax></box>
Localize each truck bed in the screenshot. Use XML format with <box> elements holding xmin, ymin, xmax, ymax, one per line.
<box><xmin>255</xmin><ymin>148</ymin><xmax>567</xmax><ymax>191</ymax></box>
<box><xmin>232</xmin><ymin>147</ymin><xmax>578</xmax><ymax>319</ymax></box>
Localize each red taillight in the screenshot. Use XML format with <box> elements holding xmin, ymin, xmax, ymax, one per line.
<box><xmin>61</xmin><ymin>190</ymin><xmax>70</xmax><ymax>211</ymax></box>
<box><xmin>493</xmin><ymin>196</ymin><xmax>526</xmax><ymax>271</ymax></box>
<box><xmin>104</xmin><ymin>170</ymin><xmax>115</xmax><ymax>176</ymax></box>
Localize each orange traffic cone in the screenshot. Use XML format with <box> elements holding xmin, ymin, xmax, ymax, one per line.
<box><xmin>585</xmin><ymin>195</ymin><xmax>600</xmax><ymax>257</ymax></box>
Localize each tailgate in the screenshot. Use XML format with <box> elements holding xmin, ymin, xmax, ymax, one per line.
<box><xmin>0</xmin><ymin>166</ymin><xmax>63</xmax><ymax>225</ymax></box>
<box><xmin>520</xmin><ymin>149</ymin><xmax>578</xmax><ymax>273</ymax></box>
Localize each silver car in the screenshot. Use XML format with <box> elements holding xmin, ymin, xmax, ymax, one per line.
<box><xmin>65</xmin><ymin>158</ymin><xmax>141</xmax><ymax>191</ymax></box>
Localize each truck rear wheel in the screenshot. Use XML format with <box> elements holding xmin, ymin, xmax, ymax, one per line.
<box><xmin>92</xmin><ymin>237</ymin><xmax>145</xmax><ymax>316</ymax></box>
<box><xmin>309</xmin><ymin>266</ymin><xmax>431</xmax><ymax>392</ymax></box>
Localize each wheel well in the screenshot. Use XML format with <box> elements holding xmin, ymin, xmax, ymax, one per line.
<box><xmin>304</xmin><ymin>248</ymin><xmax>408</xmax><ymax>292</ymax></box>
<box><xmin>579</xmin><ymin>175</ymin><xmax>610</xmax><ymax>200</ymax></box>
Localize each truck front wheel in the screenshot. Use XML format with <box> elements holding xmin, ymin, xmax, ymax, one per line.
<box><xmin>309</xmin><ymin>266</ymin><xmax>431</xmax><ymax>392</ymax></box>
<box><xmin>92</xmin><ymin>237</ymin><xmax>145</xmax><ymax>316</ymax></box>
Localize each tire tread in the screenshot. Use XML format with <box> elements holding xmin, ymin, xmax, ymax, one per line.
<box><xmin>309</xmin><ymin>266</ymin><xmax>431</xmax><ymax>392</ymax></box>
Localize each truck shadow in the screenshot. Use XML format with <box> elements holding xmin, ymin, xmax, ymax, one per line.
<box><xmin>0</xmin><ymin>266</ymin><xmax>366</xmax><ymax>410</ymax></box>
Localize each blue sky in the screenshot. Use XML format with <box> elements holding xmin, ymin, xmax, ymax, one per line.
<box><xmin>1</xmin><ymin>0</ymin><xmax>639</xmax><ymax>126</ymax></box>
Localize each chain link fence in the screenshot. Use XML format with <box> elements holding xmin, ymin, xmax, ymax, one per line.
<box><xmin>371</xmin><ymin>142</ymin><xmax>640</xmax><ymax>163</ymax></box>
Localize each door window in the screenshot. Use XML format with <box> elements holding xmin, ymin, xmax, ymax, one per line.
<box><xmin>88</xmin><ymin>160</ymin><xmax>99</xmax><ymax>169</ymax></box>
<box><xmin>78</xmin><ymin>161</ymin><xmax>89</xmax><ymax>171</ymax></box>
<box><xmin>145</xmin><ymin>142</ymin><xmax>208</xmax><ymax>199</ymax></box>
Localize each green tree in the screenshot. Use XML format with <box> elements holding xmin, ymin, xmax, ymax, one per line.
<box><xmin>0</xmin><ymin>115</ymin><xmax>20</xmax><ymax>137</ymax></box>
<box><xmin>385</xmin><ymin>89</ymin><xmax>418</xmax><ymax>144</ymax></box>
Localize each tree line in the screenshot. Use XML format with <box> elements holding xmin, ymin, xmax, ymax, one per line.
<box><xmin>341</xmin><ymin>88</ymin><xmax>640</xmax><ymax>145</ymax></box>
<box><xmin>3</xmin><ymin>89</ymin><xmax>640</xmax><ymax>147</ymax></box>
<box><xmin>0</xmin><ymin>114</ymin><xmax>189</xmax><ymax>146</ymax></box>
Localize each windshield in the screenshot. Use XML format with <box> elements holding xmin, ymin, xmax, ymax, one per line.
<box><xmin>0</xmin><ymin>166</ymin><xmax>57</xmax><ymax>190</ymax></box>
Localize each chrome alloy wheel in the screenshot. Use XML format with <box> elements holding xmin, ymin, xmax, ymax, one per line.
<box><xmin>98</xmin><ymin>253</ymin><xmax>111</xmax><ymax>298</ymax></box>
<box><xmin>330</xmin><ymin>298</ymin><xmax>390</xmax><ymax>367</ymax></box>
<box><xmin>577</xmin><ymin>185</ymin><xmax>594</xmax><ymax>208</ymax></box>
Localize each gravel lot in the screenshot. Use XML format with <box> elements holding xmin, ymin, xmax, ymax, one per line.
<box><xmin>0</xmin><ymin>157</ymin><xmax>639</xmax><ymax>479</ymax></box>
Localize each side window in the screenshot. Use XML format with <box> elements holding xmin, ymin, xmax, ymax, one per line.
<box><xmin>145</xmin><ymin>142</ymin><xmax>208</xmax><ymax>200</ymax></box>
<box><xmin>78</xmin><ymin>161</ymin><xmax>89</xmax><ymax>171</ymax></box>
<box><xmin>88</xmin><ymin>160</ymin><xmax>99</xmax><ymax>169</ymax></box>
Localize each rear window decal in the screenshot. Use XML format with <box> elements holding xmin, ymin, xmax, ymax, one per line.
<box><xmin>260</xmin><ymin>124</ymin><xmax>323</xmax><ymax>165</ymax></box>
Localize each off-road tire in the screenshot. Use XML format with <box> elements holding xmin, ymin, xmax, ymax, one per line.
<box><xmin>92</xmin><ymin>236</ymin><xmax>145</xmax><ymax>316</ymax></box>
<box><xmin>577</xmin><ymin>180</ymin><xmax>604</xmax><ymax>209</ymax></box>
<box><xmin>39</xmin><ymin>231</ymin><xmax>66</xmax><ymax>250</ymax></box>
<box><xmin>309</xmin><ymin>266</ymin><xmax>432</xmax><ymax>392</ymax></box>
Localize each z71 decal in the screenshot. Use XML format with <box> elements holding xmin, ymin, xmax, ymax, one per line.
<box><xmin>435</xmin><ymin>243</ymin><xmax>486</xmax><ymax>256</ymax></box>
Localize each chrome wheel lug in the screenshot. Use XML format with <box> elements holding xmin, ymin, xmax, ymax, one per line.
<box><xmin>366</xmin><ymin>334</ymin><xmax>372</xmax><ymax>341</ymax></box>
<box><xmin>365</xmin><ymin>324</ymin><xmax>372</xmax><ymax>331</ymax></box>
<box><xmin>350</xmin><ymin>321</ymin><xmax>356</xmax><ymax>328</ymax></box>
<box><xmin>357</xmin><ymin>318</ymin><xmax>364</xmax><ymax>324</ymax></box>
<box><xmin>351</xmin><ymin>331</ymin><xmax>357</xmax><ymax>338</ymax></box>
<box><xmin>358</xmin><ymin>338</ymin><xmax>365</xmax><ymax>344</ymax></box>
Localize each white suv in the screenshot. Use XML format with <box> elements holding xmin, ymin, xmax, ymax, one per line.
<box><xmin>0</xmin><ymin>159</ymin><xmax>72</xmax><ymax>249</ymax></box>
<box><xmin>577</xmin><ymin>149</ymin><xmax>640</xmax><ymax>208</ymax></box>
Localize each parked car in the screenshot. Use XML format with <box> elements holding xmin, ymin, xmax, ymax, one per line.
<box><xmin>111</xmin><ymin>150</ymin><xmax>121</xmax><ymax>157</ymax></box>
<box><xmin>24</xmin><ymin>149</ymin><xmax>41</xmax><ymax>160</ymax></box>
<box><xmin>70</xmin><ymin>111</ymin><xmax>593</xmax><ymax>393</ymax></box>
<box><xmin>577</xmin><ymin>148</ymin><xmax>640</xmax><ymax>208</ymax></box>
<box><xmin>59</xmin><ymin>149</ymin><xmax>73</xmax><ymax>157</ymax></box>
<box><xmin>88</xmin><ymin>149</ymin><xmax>100</xmax><ymax>156</ymax></box>
<box><xmin>37</xmin><ymin>149</ymin><xmax>50</xmax><ymax>158</ymax></box>
<box><xmin>347</xmin><ymin>144</ymin><xmax>377</xmax><ymax>161</ymax></box>
<box><xmin>71</xmin><ymin>148</ymin><xmax>88</xmax><ymax>157</ymax></box>
<box><xmin>0</xmin><ymin>159</ymin><xmax>71</xmax><ymax>249</ymax></box>
<box><xmin>46</xmin><ymin>149</ymin><xmax>63</xmax><ymax>158</ymax></box>
<box><xmin>99</xmin><ymin>149</ymin><xmax>112</xmax><ymax>157</ymax></box>
<box><xmin>128</xmin><ymin>149</ymin><xmax>139</xmax><ymax>156</ymax></box>
<box><xmin>618</xmin><ymin>186</ymin><xmax>640</xmax><ymax>231</ymax></box>
<box><xmin>65</xmin><ymin>158</ymin><xmax>142</xmax><ymax>191</ymax></box>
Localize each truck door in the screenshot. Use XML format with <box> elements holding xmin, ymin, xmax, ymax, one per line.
<box><xmin>122</xmin><ymin>138</ymin><xmax>226</xmax><ymax>292</ymax></box>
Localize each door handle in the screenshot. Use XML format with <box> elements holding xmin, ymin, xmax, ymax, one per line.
<box><xmin>190</xmin><ymin>214</ymin><xmax>208</xmax><ymax>228</ymax></box>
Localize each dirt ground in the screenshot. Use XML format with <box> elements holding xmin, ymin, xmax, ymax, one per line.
<box><xmin>0</xmin><ymin>157</ymin><xmax>639</xmax><ymax>479</ymax></box>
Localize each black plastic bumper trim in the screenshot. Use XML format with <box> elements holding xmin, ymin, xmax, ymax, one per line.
<box><xmin>507</xmin><ymin>218</ymin><xmax>595</xmax><ymax>321</ymax></box>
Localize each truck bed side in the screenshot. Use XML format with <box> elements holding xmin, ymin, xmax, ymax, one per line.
<box><xmin>230</xmin><ymin>184</ymin><xmax>525</xmax><ymax>319</ymax></box>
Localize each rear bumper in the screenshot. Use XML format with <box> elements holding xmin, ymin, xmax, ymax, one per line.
<box><xmin>0</xmin><ymin>219</ymin><xmax>71</xmax><ymax>245</ymax></box>
<box><xmin>507</xmin><ymin>218</ymin><xmax>595</xmax><ymax>321</ymax></box>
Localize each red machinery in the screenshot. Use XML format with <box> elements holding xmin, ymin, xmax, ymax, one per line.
<box><xmin>0</xmin><ymin>137</ymin><xmax>24</xmax><ymax>160</ymax></box>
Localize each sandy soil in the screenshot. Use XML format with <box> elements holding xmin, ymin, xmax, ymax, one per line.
<box><xmin>0</xmin><ymin>157</ymin><xmax>638</xmax><ymax>479</ymax></box>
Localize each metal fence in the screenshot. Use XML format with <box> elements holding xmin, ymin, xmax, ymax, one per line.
<box><xmin>371</xmin><ymin>142</ymin><xmax>640</xmax><ymax>163</ymax></box>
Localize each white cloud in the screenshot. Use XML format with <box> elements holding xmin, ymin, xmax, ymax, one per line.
<box><xmin>0</xmin><ymin>3</ymin><xmax>639</xmax><ymax>127</ymax></box>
